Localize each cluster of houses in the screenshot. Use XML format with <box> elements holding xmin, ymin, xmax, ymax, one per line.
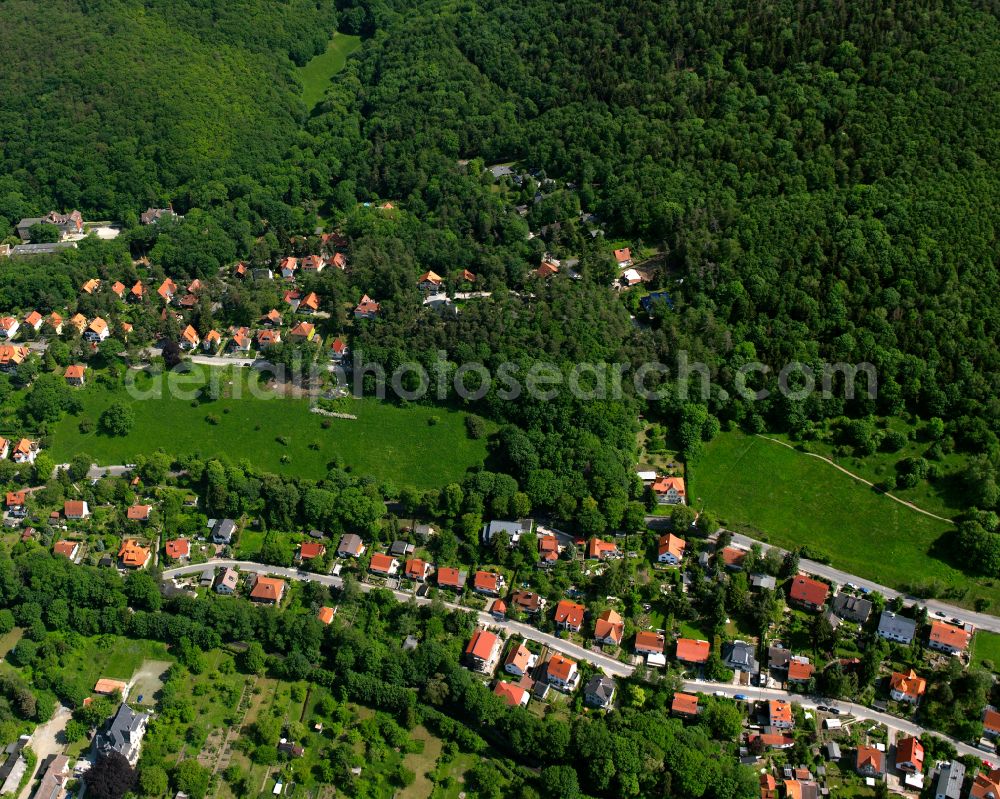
<box><xmin>0</xmin><ymin>437</ymin><xmax>40</xmax><ymax>468</ymax></box>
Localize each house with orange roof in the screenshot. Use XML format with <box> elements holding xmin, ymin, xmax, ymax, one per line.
<box><xmin>587</xmin><ymin>538</ymin><xmax>619</xmax><ymax>561</ymax></box>
<box><xmin>895</xmin><ymin>736</ymin><xmax>924</xmax><ymax>773</ymax></box>
<box><xmin>465</xmin><ymin>628</ymin><xmax>501</xmax><ymax>673</ymax></box>
<box><xmin>750</xmin><ymin>733</ymin><xmax>795</xmax><ymax>750</ymax></box>
<box><xmin>494</xmin><ymin>681</ymin><xmax>529</xmax><ymax>708</ymax></box>
<box><xmin>594</xmin><ymin>609</ymin><xmax>624</xmax><ymax>646</ymax></box>
<box><xmin>0</xmin><ymin>438</ymin><xmax>7</xmax><ymax>460</ymax></box>
<box><xmin>301</xmin><ymin>255</ymin><xmax>325</xmax><ymax>273</ymax></box>
<box><xmin>545</xmin><ymin>653</ymin><xmax>579</xmax><ymax>691</ymax></box>
<box><xmin>354</xmin><ymin>294</ymin><xmax>381</xmax><ymax>320</ymax></box>
<box><xmin>676</xmin><ymin>638</ymin><xmax>710</xmax><ymax>665</ymax></box>
<box><xmin>53</xmin><ymin>540</ymin><xmax>80</xmax><ymax>560</ymax></box>
<box><xmin>984</xmin><ymin>707</ymin><xmax>1000</xmax><ymax>738</ymax></box>
<box><xmin>369</xmin><ymin>553</ymin><xmax>399</xmax><ymax>576</ymax></box>
<box><xmin>296</xmin><ymin>542</ymin><xmax>326</xmax><ymax>562</ymax></box>
<box><xmin>84</xmin><ymin>317</ymin><xmax>109</xmax><ymax>342</ymax></box>
<box><xmin>329</xmin><ymin>337</ymin><xmax>348</xmax><ymax>361</ymax></box>
<box><xmin>164</xmin><ymin>538</ymin><xmax>189</xmax><ymax>560</ymax></box>
<box><xmin>81</xmin><ymin>278</ymin><xmax>101</xmax><ymax>294</ymax></box>
<box><xmin>127</xmin><ymin>504</ymin><xmax>152</xmax><ymax>521</ymax></box>
<box><xmin>317</xmin><ymin>606</ymin><xmax>335</xmax><ymax>625</ymax></box>
<box><xmin>614</xmin><ymin>247</ymin><xmax>633</xmax><ymax>267</ymax></box>
<box><xmin>536</xmin><ymin>260</ymin><xmax>559</xmax><ymax>279</ymax></box>
<box><xmin>503</xmin><ymin>642</ymin><xmax>535</xmax><ymax>677</ymax></box>
<box><xmin>64</xmin><ymin>500</ymin><xmax>90</xmax><ymax>520</ymax></box>
<box><xmin>651</xmin><ymin>476</ymin><xmax>686</xmax><ymax>505</ymax></box>
<box><xmin>971</xmin><ymin>769</ymin><xmax>1000</xmax><ymax>799</ymax></box>
<box><xmin>229</xmin><ymin>328</ymin><xmax>252</xmax><ymax>353</ymax></box>
<box><xmin>46</xmin><ymin>312</ymin><xmax>63</xmax><ymax>334</ymax></box>
<box><xmin>234</xmin><ymin>262</ymin><xmax>248</xmax><ymax>279</ymax></box>
<box><xmin>0</xmin><ymin>317</ymin><xmax>19</xmax><ymax>340</ymax></box>
<box><xmin>128</xmin><ymin>281</ymin><xmax>145</xmax><ymax>303</ymax></box>
<box><xmin>0</xmin><ymin>345</ymin><xmax>30</xmax><ymax>373</ymax></box>
<box><xmin>460</xmin><ymin>269</ymin><xmax>476</xmax><ymax>284</ymax></box>
<box><xmin>23</xmin><ymin>311</ymin><xmax>43</xmax><ymax>332</ymax></box>
<box><xmin>202</xmin><ymin>330</ymin><xmax>221</xmax><ymax>352</ymax></box>
<box><xmin>110</xmin><ymin>281</ymin><xmax>126</xmax><ymax>299</ymax></box>
<box><xmin>787</xmin><ymin>656</ymin><xmax>815</xmax><ymax>683</ymax></box>
<box><xmin>418</xmin><ymin>271</ymin><xmax>443</xmax><ymax>292</ymax></box>
<box><xmin>298</xmin><ymin>292</ymin><xmax>320</xmax><ymax>314</ymax></box>
<box><xmin>157</xmin><ymin>278</ymin><xmax>177</xmax><ymax>302</ymax></box>
<box><xmin>68</xmin><ymin>313</ymin><xmax>87</xmax><ymax>334</ymax></box>
<box><xmin>538</xmin><ymin>534</ymin><xmax>559</xmax><ymax>565</ymax></box>
<box><xmin>11</xmin><ymin>439</ymin><xmax>38</xmax><ymax>464</ymax></box>
<box><xmin>257</xmin><ymin>329</ymin><xmax>281</xmax><ymax>349</ymax></box>
<box><xmin>789</xmin><ymin>575</ymin><xmax>830</xmax><ymax>611</ymax></box>
<box><xmin>436</xmin><ymin>566</ymin><xmax>467</xmax><ymax>590</ymax></box>
<box><xmin>928</xmin><ymin>620</ymin><xmax>972</xmax><ymax>655</ymax></box>
<box><xmin>720</xmin><ymin>546</ymin><xmax>748</xmax><ymax>570</ymax></box>
<box><xmin>635</xmin><ymin>630</ymin><xmax>666</xmax><ymax>655</ymax></box>
<box><xmin>553</xmin><ymin>600</ymin><xmax>586</xmax><ymax>632</ymax></box>
<box><xmin>288</xmin><ymin>321</ymin><xmax>315</xmax><ymax>342</ymax></box>
<box><xmin>472</xmin><ymin>570</ymin><xmax>504</xmax><ymax>597</ymax></box>
<box><xmin>117</xmin><ymin>539</ymin><xmax>150</xmax><ymax>569</ymax></box>
<box><xmin>279</xmin><ymin>256</ymin><xmax>298</xmax><ymax>279</ymax></box>
<box><xmin>404</xmin><ymin>558</ymin><xmax>432</xmax><ymax>582</ymax></box>
<box><xmin>64</xmin><ymin>364</ymin><xmax>86</xmax><ymax>386</ymax></box>
<box><xmin>769</xmin><ymin>699</ymin><xmax>794</xmax><ymax>729</ymax></box>
<box><xmin>330</xmin><ymin>252</ymin><xmax>347</xmax><ymax>270</ymax></box>
<box><xmin>856</xmin><ymin>745</ymin><xmax>884</xmax><ymax>777</ymax></box>
<box><xmin>4</xmin><ymin>490</ymin><xmax>24</xmax><ymax>516</ymax></box>
<box><xmin>657</xmin><ymin>533</ymin><xmax>686</xmax><ymax>564</ymax></box>
<box><xmin>671</xmin><ymin>692</ymin><xmax>699</xmax><ymax>718</ymax></box>
<box><xmin>93</xmin><ymin>678</ymin><xmax>128</xmax><ymax>696</ymax></box>
<box><xmin>249</xmin><ymin>574</ymin><xmax>286</xmax><ymax>604</ymax></box>
<box><xmin>179</xmin><ymin>325</ymin><xmax>200</xmax><ymax>349</ymax></box>
<box><xmin>760</xmin><ymin>773</ymin><xmax>777</xmax><ymax>799</ymax></box>
<box><xmin>261</xmin><ymin>308</ymin><xmax>282</xmax><ymax>327</ymax></box>
<box><xmin>889</xmin><ymin>669</ymin><xmax>926</xmax><ymax>703</ymax></box>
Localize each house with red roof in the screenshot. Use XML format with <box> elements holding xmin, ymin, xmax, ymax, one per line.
<box><xmin>788</xmin><ymin>575</ymin><xmax>830</xmax><ymax>611</ymax></box>
<box><xmin>11</xmin><ymin>439</ymin><xmax>38</xmax><ymax>464</ymax></box>
<box><xmin>635</xmin><ymin>631</ymin><xmax>666</xmax><ymax>655</ymax></box>
<box><xmin>768</xmin><ymin>699</ymin><xmax>794</xmax><ymax>729</ymax></box>
<box><xmin>0</xmin><ymin>317</ymin><xmax>19</xmax><ymax>340</ymax></box>
<box><xmin>180</xmin><ymin>325</ymin><xmax>200</xmax><ymax>349</ymax></box>
<box><xmin>889</xmin><ymin>669</ymin><xmax>926</xmax><ymax>703</ymax></box>
<box><xmin>613</xmin><ymin>247</ymin><xmax>633</xmax><ymax>267</ymax></box>
<box><xmin>297</xmin><ymin>542</ymin><xmax>326</xmax><ymax>562</ymax></box>
<box><xmin>983</xmin><ymin>707</ymin><xmax>1000</xmax><ymax>738</ymax></box>
<box><xmin>971</xmin><ymin>768</ymin><xmax>1000</xmax><ymax>799</ymax></box>
<box><xmin>787</xmin><ymin>656</ymin><xmax>815</xmax><ymax>683</ymax></box>
<box><xmin>504</xmin><ymin>642</ymin><xmax>535</xmax><ymax>677</ymax></box>
<box><xmin>369</xmin><ymin>553</ymin><xmax>399</xmax><ymax>576</ymax></box>
<box><xmin>118</xmin><ymin>540</ymin><xmax>151</xmax><ymax>569</ymax></box>
<box><xmin>53</xmin><ymin>540</ymin><xmax>80</xmax><ymax>560</ymax></box>
<box><xmin>249</xmin><ymin>575</ymin><xmax>286</xmax><ymax>604</ymax></box>
<box><xmin>658</xmin><ymin>533</ymin><xmax>686</xmax><ymax>564</ymax></box>
<box><xmin>5</xmin><ymin>491</ymin><xmax>26</xmax><ymax>517</ymax></box>
<box><xmin>298</xmin><ymin>292</ymin><xmax>320</xmax><ymax>314</ymax></box>
<box><xmin>676</xmin><ymin>638</ymin><xmax>710</xmax><ymax>665</ymax></box>
<box><xmin>436</xmin><ymin>567</ymin><xmax>466</xmax><ymax>590</ymax></box>
<box><xmin>587</xmin><ymin>538</ymin><xmax>619</xmax><ymax>561</ymax></box>
<box><xmin>418</xmin><ymin>271</ymin><xmax>443</xmax><ymax>292</ymax></box>
<box><xmin>494</xmin><ymin>681</ymin><xmax>528</xmax><ymax>708</ymax></box>
<box><xmin>538</xmin><ymin>534</ymin><xmax>559</xmax><ymax>565</ymax></box>
<box><xmin>127</xmin><ymin>505</ymin><xmax>151</xmax><ymax>521</ymax></box>
<box><xmin>23</xmin><ymin>311</ymin><xmax>43</xmax><ymax>332</ymax></box>
<box><xmin>404</xmin><ymin>558</ymin><xmax>432</xmax><ymax>581</ymax></box>
<box><xmin>749</xmin><ymin>733</ymin><xmax>795</xmax><ymax>750</ymax></box>
<box><xmin>856</xmin><ymin>745</ymin><xmax>884</xmax><ymax>777</ymax></box>
<box><xmin>545</xmin><ymin>653</ymin><xmax>579</xmax><ymax>691</ymax></box>
<box><xmin>465</xmin><ymin>628</ymin><xmax>501</xmax><ymax>673</ymax></box>
<box><xmin>84</xmin><ymin>317</ymin><xmax>109</xmax><ymax>342</ymax></box>
<box><xmin>46</xmin><ymin>312</ymin><xmax>63</xmax><ymax>334</ymax></box>
<box><xmin>202</xmin><ymin>330</ymin><xmax>221</xmax><ymax>352</ymax></box>
<box><xmin>472</xmin><ymin>570</ymin><xmax>505</xmax><ymax>597</ymax></box>
<box><xmin>895</xmin><ymin>736</ymin><xmax>923</xmax><ymax>773</ymax></box>
<box><xmin>257</xmin><ymin>329</ymin><xmax>281</xmax><ymax>349</ymax></box>
<box><xmin>354</xmin><ymin>294</ymin><xmax>381</xmax><ymax>320</ymax></box>
<box><xmin>64</xmin><ymin>500</ymin><xmax>90</xmax><ymax>520</ymax></box>
<box><xmin>651</xmin><ymin>476</ymin><xmax>686</xmax><ymax>505</ymax></box>
<box><xmin>672</xmin><ymin>692</ymin><xmax>699</xmax><ymax>718</ymax></box>
<box><xmin>720</xmin><ymin>546</ymin><xmax>748</xmax><ymax>570</ymax></box>
<box><xmin>594</xmin><ymin>609</ymin><xmax>624</xmax><ymax>646</ymax></box>
<box><xmin>64</xmin><ymin>364</ymin><xmax>86</xmax><ymax>386</ymax></box>
<box><xmin>279</xmin><ymin>256</ymin><xmax>298</xmax><ymax>279</ymax></box>
<box><xmin>928</xmin><ymin>620</ymin><xmax>972</xmax><ymax>655</ymax></box>
<box><xmin>760</xmin><ymin>773</ymin><xmax>777</xmax><ymax>799</ymax></box>
<box><xmin>330</xmin><ymin>337</ymin><xmax>348</xmax><ymax>361</ymax></box>
<box><xmin>553</xmin><ymin>600</ymin><xmax>586</xmax><ymax>632</ymax></box>
<box><xmin>317</xmin><ymin>606</ymin><xmax>335</xmax><ymax>625</ymax></box>
<box><xmin>164</xmin><ymin>538</ymin><xmax>190</xmax><ymax>561</ymax></box>
<box><xmin>490</xmin><ymin>599</ymin><xmax>507</xmax><ymax>620</ymax></box>
<box><xmin>301</xmin><ymin>255</ymin><xmax>326</xmax><ymax>273</ymax></box>
<box><xmin>157</xmin><ymin>278</ymin><xmax>177</xmax><ymax>302</ymax></box>
<box><xmin>289</xmin><ymin>322</ymin><xmax>315</xmax><ymax>342</ymax></box>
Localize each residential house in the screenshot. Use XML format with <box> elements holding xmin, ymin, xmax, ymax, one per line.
<box><xmin>297</xmin><ymin>292</ymin><xmax>320</xmax><ymax>314</ymax></box>
<box><xmin>934</xmin><ymin>761</ymin><xmax>966</xmax><ymax>799</ymax></box>
<box><xmin>118</xmin><ymin>540</ymin><xmax>150</xmax><ymax>569</ymax></box>
<box><xmin>180</xmin><ymin>325</ymin><xmax>200</xmax><ymax>349</ymax></box>
<box><xmin>0</xmin><ymin>345</ymin><xmax>29</xmax><ymax>374</ymax></box>
<box><xmin>877</xmin><ymin>611</ymin><xmax>917</xmax><ymax>645</ymax></box>
<box><xmin>330</xmin><ymin>252</ymin><xmax>347</xmax><ymax>270</ymax></box>
<box><xmin>553</xmin><ymin>600</ymin><xmax>586</xmax><ymax>633</ymax></box>
<box><xmin>538</xmin><ymin>534</ymin><xmax>559</xmax><ymax>565</ymax></box>
<box><xmin>614</xmin><ymin>247</ymin><xmax>633</xmax><ymax>267</ymax></box>
<box><xmin>831</xmin><ymin>593</ymin><xmax>873</xmax><ymax>624</ymax></box>
<box><xmin>749</xmin><ymin>733</ymin><xmax>795</xmax><ymax>750</ymax></box>
<box><xmin>509</xmin><ymin>590</ymin><xmax>545</xmax><ymax>615</ymax></box>
<box><xmin>158</xmin><ymin>278</ymin><xmax>178</xmax><ymax>303</ymax></box>
<box><xmin>436</xmin><ymin>567</ymin><xmax>467</xmax><ymax>590</ymax></box>
<box><xmin>676</xmin><ymin>638</ymin><xmax>711</xmax><ymax>666</ymax></box>
<box><xmin>723</xmin><ymin>640</ymin><xmax>758</xmax><ymax>673</ymax></box>
<box><xmin>68</xmin><ymin>313</ymin><xmax>87</xmax><ymax>334</ymax></box>
<box><xmin>256</xmin><ymin>329</ymin><xmax>281</xmax><ymax>349</ymax></box>
<box><xmin>465</xmin><ymin>628</ymin><xmax>501</xmax><ymax>673</ymax></box>
<box><xmin>301</xmin><ymin>255</ymin><xmax>326</xmax><ymax>273</ymax></box>
<box><xmin>128</xmin><ymin>281</ymin><xmax>145</xmax><ymax>303</ymax></box>
<box><xmin>23</xmin><ymin>311</ymin><xmax>43</xmax><ymax>332</ymax></box>
<box><xmin>141</xmin><ymin>207</ymin><xmax>178</xmax><ymax>225</ymax></box>
<box><xmin>277</xmin><ymin>739</ymin><xmax>305</xmax><ymax>758</ymax></box>
<box><xmin>214</xmin><ymin>567</ymin><xmax>239</xmax><ymax>594</ymax></box>
<box><xmin>229</xmin><ymin>328</ymin><xmax>252</xmax><ymax>353</ymax></box>
<box><xmin>788</xmin><ymin>576</ymin><xmax>830</xmax><ymax>611</ymax></box>
<box><xmin>369</xmin><ymin>553</ymin><xmax>399</xmax><ymax>576</ymax></box>
<box><xmin>472</xmin><ymin>570</ymin><xmax>504</xmax><ymax>596</ymax></box>
<box><xmin>896</xmin><ymin>736</ymin><xmax>924</xmax><ymax>773</ymax></box>
<box><xmin>64</xmin><ymin>500</ymin><xmax>90</xmax><ymax>520</ymax></box>
<box><xmin>211</xmin><ymin>518</ymin><xmax>237</xmax><ymax>545</ymax></box>
<box><xmin>0</xmin><ymin>738</ymin><xmax>28</xmax><ymax>796</ymax></box>
<box><xmin>0</xmin><ymin>438</ymin><xmax>6</xmax><ymax>460</ymax></box>
<box><xmin>494</xmin><ymin>681</ymin><xmax>529</xmax><ymax>708</ymax></box>
<box><xmin>94</xmin><ymin>704</ymin><xmax>149</xmax><ymax>765</ymax></box>
<box><xmin>594</xmin><ymin>609</ymin><xmax>625</xmax><ymax>646</ymax></box>
<box><xmin>0</xmin><ymin>317</ymin><xmax>19</xmax><ymax>339</ymax></box>
<box><xmin>64</xmin><ymin>364</ymin><xmax>86</xmax><ymax>386</ymax></box>
<box><xmin>85</xmin><ymin>317</ymin><xmax>110</xmax><ymax>342</ymax></box>
<box><xmin>760</xmin><ymin>773</ymin><xmax>777</xmax><ymax>799</ymax></box>
<box><xmin>261</xmin><ymin>308</ymin><xmax>282</xmax><ymax>327</ymax></box>
<box><xmin>856</xmin><ymin>745</ymin><xmax>884</xmax><ymax>778</ymax></box>
<box><xmin>584</xmin><ymin>674</ymin><xmax>616</xmax><ymax>709</ymax></box>
<box><xmin>126</xmin><ymin>504</ymin><xmax>152</xmax><ymax>522</ymax></box>
<box><xmin>651</xmin><ymin>476</ymin><xmax>686</xmax><ymax>504</ymax></box>
<box><xmin>404</xmin><ymin>558</ymin><xmax>432</xmax><ymax>582</ymax></box>
<box><xmin>279</xmin><ymin>257</ymin><xmax>298</xmax><ymax>279</ymax></box>
<box><xmin>94</xmin><ymin>679</ymin><xmax>128</xmax><ymax>697</ymax></box>
<box><xmin>536</xmin><ymin>260</ymin><xmax>559</xmax><ymax>279</ymax></box>
<box><xmin>81</xmin><ymin>278</ymin><xmax>101</xmax><ymax>295</ymax></box>
<box><xmin>32</xmin><ymin>753</ymin><xmax>70</xmax><ymax>799</ymax></box>
<box><xmin>787</xmin><ymin>657</ymin><xmax>814</xmax><ymax>683</ymax></box>
<box><xmin>587</xmin><ymin>538</ymin><xmax>619</xmax><ymax>560</ymax></box>
<box><xmin>317</xmin><ymin>607</ymin><xmax>335</xmax><ymax>625</ymax></box>
<box><xmin>546</xmin><ymin>653</ymin><xmax>579</xmax><ymax>691</ymax></box>
<box><xmin>889</xmin><ymin>669</ymin><xmax>927</xmax><ymax>703</ymax></box>
<box><xmin>288</xmin><ymin>321</ymin><xmax>315</xmax><ymax>342</ymax></box>
<box><xmin>11</xmin><ymin>439</ymin><xmax>37</xmax><ymax>464</ymax></box>
<box><xmin>490</xmin><ymin>599</ymin><xmax>507</xmax><ymax>620</ymax></box>
<box><xmin>202</xmin><ymin>330</ymin><xmax>221</xmax><ymax>352</ymax></box>
<box><xmin>5</xmin><ymin>491</ymin><xmax>26</xmax><ymax>517</ymax></box>
<box><xmin>249</xmin><ymin>575</ymin><xmax>286</xmax><ymax>604</ymax></box>
<box><xmin>504</xmin><ymin>643</ymin><xmax>535</xmax><ymax>677</ymax></box>
<box><xmin>53</xmin><ymin>540</ymin><xmax>80</xmax><ymax>560</ymax></box>
<box><xmin>752</xmin><ymin>574</ymin><xmax>777</xmax><ymax>590</ymax></box>
<box><xmin>720</xmin><ymin>546</ymin><xmax>748</xmax><ymax>570</ymax></box>
<box><xmin>658</xmin><ymin>533</ymin><xmax>686</xmax><ymax>564</ymax></box>
<box><xmin>636</xmin><ymin>631</ymin><xmax>666</xmax><ymax>664</ymax></box>
<box><xmin>983</xmin><ymin>707</ymin><xmax>1000</xmax><ymax>738</ymax></box>
<box><xmin>108</xmin><ymin>281</ymin><xmax>126</xmax><ymax>300</ymax></box>
<box><xmin>330</xmin><ymin>337</ymin><xmax>348</xmax><ymax>362</ymax></box>
<box><xmin>297</xmin><ymin>542</ymin><xmax>326</xmax><ymax>562</ymax></box>
<box><xmin>164</xmin><ymin>538</ymin><xmax>190</xmax><ymax>560</ymax></box>
<box><xmin>971</xmin><ymin>769</ymin><xmax>1000</xmax><ymax>799</ymax></box>
<box><xmin>418</xmin><ymin>271</ymin><xmax>443</xmax><ymax>292</ymax></box>
<box><xmin>768</xmin><ymin>699</ymin><xmax>794</xmax><ymax>730</ymax></box>
<box><xmin>46</xmin><ymin>312</ymin><xmax>63</xmax><ymax>334</ymax></box>
<box><xmin>482</xmin><ymin>518</ymin><xmax>533</xmax><ymax>544</ymax></box>
<box><xmin>459</xmin><ymin>268</ymin><xmax>476</xmax><ymax>284</ymax></box>
<box><xmin>16</xmin><ymin>210</ymin><xmax>83</xmax><ymax>240</ymax></box>
<box><xmin>354</xmin><ymin>294</ymin><xmax>381</xmax><ymax>320</ymax></box>
<box><xmin>928</xmin><ymin>621</ymin><xmax>972</xmax><ymax>655</ymax></box>
<box><xmin>336</xmin><ymin>533</ymin><xmax>366</xmax><ymax>558</ymax></box>
<box><xmin>672</xmin><ymin>692</ymin><xmax>699</xmax><ymax>718</ymax></box>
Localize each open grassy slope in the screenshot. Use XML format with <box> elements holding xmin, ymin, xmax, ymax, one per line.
<box><xmin>297</xmin><ymin>33</ymin><xmax>362</xmax><ymax>109</ymax></box>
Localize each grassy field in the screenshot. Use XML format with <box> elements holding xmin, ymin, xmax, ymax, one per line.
<box><xmin>297</xmin><ymin>32</ymin><xmax>362</xmax><ymax>109</ymax></box>
<box><xmin>694</xmin><ymin>432</ymin><xmax>1000</xmax><ymax>610</ymax></box>
<box><xmin>49</xmin><ymin>366</ymin><xmax>489</xmax><ymax>488</ymax></box>
<box><xmin>971</xmin><ymin>632</ymin><xmax>1000</xmax><ymax>673</ymax></box>
<box><xmin>57</xmin><ymin>636</ymin><xmax>172</xmax><ymax>689</ymax></box>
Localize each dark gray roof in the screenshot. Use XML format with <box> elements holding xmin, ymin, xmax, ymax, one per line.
<box><xmin>337</xmin><ymin>533</ymin><xmax>364</xmax><ymax>555</ymax></box>
<box><xmin>212</xmin><ymin>518</ymin><xmax>236</xmax><ymax>543</ymax></box>
<box><xmin>95</xmin><ymin>704</ymin><xmax>149</xmax><ymax>758</ymax></box>
<box><xmin>584</xmin><ymin>675</ymin><xmax>615</xmax><ymax>705</ymax></box>
<box><xmin>724</xmin><ymin>641</ymin><xmax>758</xmax><ymax>672</ymax></box>
<box><xmin>389</xmin><ymin>540</ymin><xmax>414</xmax><ymax>557</ymax></box>
<box><xmin>9</xmin><ymin>242</ymin><xmax>78</xmax><ymax>256</ymax></box>
<box><xmin>877</xmin><ymin>610</ymin><xmax>917</xmax><ymax>642</ymax></box>
<box><xmin>831</xmin><ymin>593</ymin><xmax>873</xmax><ymax>623</ymax></box>
<box><xmin>0</xmin><ymin>737</ymin><xmax>27</xmax><ymax>783</ymax></box>
<box><xmin>768</xmin><ymin>646</ymin><xmax>791</xmax><ymax>670</ymax></box>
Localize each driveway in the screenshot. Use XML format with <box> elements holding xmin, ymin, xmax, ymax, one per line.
<box><xmin>18</xmin><ymin>705</ymin><xmax>71</xmax><ymax>799</ymax></box>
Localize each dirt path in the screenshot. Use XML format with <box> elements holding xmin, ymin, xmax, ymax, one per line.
<box><xmin>18</xmin><ymin>705</ymin><xmax>72</xmax><ymax>799</ymax></box>
<box><xmin>756</xmin><ymin>435</ymin><xmax>953</xmax><ymax>523</ymax></box>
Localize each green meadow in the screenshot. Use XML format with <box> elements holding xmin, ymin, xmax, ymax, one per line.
<box><xmin>297</xmin><ymin>32</ymin><xmax>362</xmax><ymax>109</ymax></box>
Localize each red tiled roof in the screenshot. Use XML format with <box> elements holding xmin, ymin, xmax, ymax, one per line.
<box><xmin>984</xmin><ymin>707</ymin><xmax>1000</xmax><ymax>734</ymax></box>
<box><xmin>788</xmin><ymin>658</ymin><xmax>814</xmax><ymax>681</ymax></box>
<box><xmin>250</xmin><ymin>576</ymin><xmax>285</xmax><ymax>602</ymax></box>
<box><xmin>6</xmin><ymin>491</ymin><xmax>26</xmax><ymax>507</ymax></box>
<box><xmin>553</xmin><ymin>600</ymin><xmax>586</xmax><ymax>628</ymax></box>
<box><xmin>118</xmin><ymin>539</ymin><xmax>150</xmax><ymax>568</ymax></box>
<box><xmin>505</xmin><ymin>643</ymin><xmax>532</xmax><ymax>673</ymax></box>
<box><xmin>676</xmin><ymin>638</ymin><xmax>710</xmax><ymax>663</ymax></box>
<box><xmin>672</xmin><ymin>692</ymin><xmax>699</xmax><ymax>716</ymax></box>
<box><xmin>769</xmin><ymin>699</ymin><xmax>793</xmax><ymax>724</ymax></box>
<box><xmin>473</xmin><ymin>571</ymin><xmax>501</xmax><ymax>593</ymax></box>
<box><xmin>127</xmin><ymin>504</ymin><xmax>151</xmax><ymax>520</ymax></box>
<box><xmin>437</xmin><ymin>567</ymin><xmax>463</xmax><ymax>588</ymax></box>
<box><xmin>856</xmin><ymin>745</ymin><xmax>883</xmax><ymax>773</ymax></box>
<box><xmin>929</xmin><ymin>620</ymin><xmax>971</xmax><ymax>652</ymax></box>
<box><xmin>895</xmin><ymin>737</ymin><xmax>923</xmax><ymax>770</ymax></box>
<box><xmin>64</xmin><ymin>364</ymin><xmax>86</xmax><ymax>380</ymax></box>
<box><xmin>53</xmin><ymin>540</ymin><xmax>78</xmax><ymax>558</ymax></box>
<box><xmin>165</xmin><ymin>538</ymin><xmax>189</xmax><ymax>559</ymax></box>
<box><xmin>889</xmin><ymin>669</ymin><xmax>926</xmax><ymax>698</ymax></box>
<box><xmin>651</xmin><ymin>476</ymin><xmax>685</xmax><ymax>497</ymax></box>
<box><xmin>369</xmin><ymin>553</ymin><xmax>396</xmax><ymax>574</ymax></box>
<box><xmin>614</xmin><ymin>247</ymin><xmax>632</xmax><ymax>262</ymax></box>
<box><xmin>635</xmin><ymin>631</ymin><xmax>665</xmax><ymax>653</ymax></box>
<box><xmin>658</xmin><ymin>533</ymin><xmax>686</xmax><ymax>560</ymax></box>
<box><xmin>465</xmin><ymin>629</ymin><xmax>499</xmax><ymax>661</ymax></box>
<box><xmin>546</xmin><ymin>653</ymin><xmax>576</xmax><ymax>682</ymax></box>
<box><xmin>317</xmin><ymin>606</ymin><xmax>335</xmax><ymax>625</ymax></box>
<box><xmin>789</xmin><ymin>575</ymin><xmax>830</xmax><ymax>607</ymax></box>
<box><xmin>587</xmin><ymin>538</ymin><xmax>618</xmax><ymax>559</ymax></box>
<box><xmin>594</xmin><ymin>609</ymin><xmax>624</xmax><ymax>644</ymax></box>
<box><xmin>404</xmin><ymin>558</ymin><xmax>428</xmax><ymax>579</ymax></box>
<box><xmin>64</xmin><ymin>500</ymin><xmax>87</xmax><ymax>517</ymax></box>
<box><xmin>494</xmin><ymin>681</ymin><xmax>527</xmax><ymax>707</ymax></box>
<box><xmin>298</xmin><ymin>542</ymin><xmax>325</xmax><ymax>560</ymax></box>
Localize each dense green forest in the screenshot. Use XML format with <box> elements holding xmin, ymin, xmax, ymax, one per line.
<box><xmin>2</xmin><ymin>0</ymin><xmax>999</xmax><ymax>528</ymax></box>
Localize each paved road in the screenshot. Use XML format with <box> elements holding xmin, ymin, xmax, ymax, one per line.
<box><xmin>19</xmin><ymin>705</ymin><xmax>72</xmax><ymax>799</ymax></box>
<box><xmin>162</xmin><ymin>559</ymin><xmax>991</xmax><ymax>758</ymax></box>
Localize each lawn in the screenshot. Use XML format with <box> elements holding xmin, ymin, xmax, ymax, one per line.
<box><xmin>693</xmin><ymin>432</ymin><xmax>1000</xmax><ymax>610</ymax></box>
<box><xmin>971</xmin><ymin>632</ymin><xmax>1000</xmax><ymax>673</ymax></box>
<box><xmin>58</xmin><ymin>635</ymin><xmax>172</xmax><ymax>689</ymax></box>
<box><xmin>297</xmin><ymin>32</ymin><xmax>362</xmax><ymax>109</ymax></box>
<box><xmin>48</xmin><ymin>366</ymin><xmax>489</xmax><ymax>489</ymax></box>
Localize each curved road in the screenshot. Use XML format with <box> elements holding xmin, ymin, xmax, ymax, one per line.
<box><xmin>161</xmin><ymin>559</ymin><xmax>991</xmax><ymax>760</ymax></box>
